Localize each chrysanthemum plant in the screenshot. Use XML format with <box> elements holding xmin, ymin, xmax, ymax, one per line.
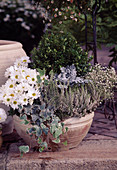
<box><xmin>0</xmin><ymin>56</ymin><xmax>116</xmax><ymax>156</ymax></box>
<box><xmin>0</xmin><ymin>56</ymin><xmax>68</xmax><ymax>155</ymax></box>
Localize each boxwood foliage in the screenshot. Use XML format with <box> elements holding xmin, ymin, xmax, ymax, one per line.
<box><xmin>30</xmin><ymin>31</ymin><xmax>93</xmax><ymax>76</ymax></box>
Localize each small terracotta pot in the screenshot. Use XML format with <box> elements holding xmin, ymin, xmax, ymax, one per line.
<box><xmin>13</xmin><ymin>112</ymin><xmax>94</xmax><ymax>151</ymax></box>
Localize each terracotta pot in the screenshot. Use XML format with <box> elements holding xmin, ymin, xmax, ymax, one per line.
<box><xmin>13</xmin><ymin>112</ymin><xmax>94</xmax><ymax>151</ymax></box>
<box><xmin>0</xmin><ymin>40</ymin><xmax>26</xmax><ymax>135</ymax></box>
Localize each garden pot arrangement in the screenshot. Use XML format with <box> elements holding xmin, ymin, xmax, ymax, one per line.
<box><xmin>0</xmin><ymin>32</ymin><xmax>116</xmax><ymax>155</ymax></box>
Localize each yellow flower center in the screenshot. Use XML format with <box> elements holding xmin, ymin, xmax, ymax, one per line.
<box><xmin>23</xmin><ymin>59</ymin><xmax>27</xmax><ymax>62</ymax></box>
<box><xmin>25</xmin><ymin>75</ymin><xmax>30</xmax><ymax>79</ymax></box>
<box><xmin>32</xmin><ymin>78</ymin><xmax>35</xmax><ymax>81</ymax></box>
<box><xmin>23</xmin><ymin>98</ymin><xmax>27</xmax><ymax>102</ymax></box>
<box><xmin>10</xmin><ymin>94</ymin><xmax>14</xmax><ymax>97</ymax></box>
<box><xmin>7</xmin><ymin>98</ymin><xmax>10</xmax><ymax>102</ymax></box>
<box><xmin>13</xmin><ymin>101</ymin><xmax>17</xmax><ymax>105</ymax></box>
<box><xmin>32</xmin><ymin>93</ymin><xmax>36</xmax><ymax>96</ymax></box>
<box><xmin>9</xmin><ymin>84</ymin><xmax>13</xmax><ymax>88</ymax></box>
<box><xmin>3</xmin><ymin>94</ymin><xmax>6</xmax><ymax>97</ymax></box>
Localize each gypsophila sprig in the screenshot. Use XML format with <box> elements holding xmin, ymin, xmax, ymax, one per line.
<box><xmin>86</xmin><ymin>64</ymin><xmax>117</xmax><ymax>101</ymax></box>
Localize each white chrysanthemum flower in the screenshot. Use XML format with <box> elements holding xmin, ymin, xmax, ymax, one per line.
<box><xmin>2</xmin><ymin>95</ymin><xmax>13</xmax><ymax>106</ymax></box>
<box><xmin>29</xmin><ymin>98</ymin><xmax>34</xmax><ymax>105</ymax></box>
<box><xmin>10</xmin><ymin>69</ymin><xmax>21</xmax><ymax>82</ymax></box>
<box><xmin>14</xmin><ymin>56</ymin><xmax>31</xmax><ymax>67</ymax></box>
<box><xmin>25</xmin><ymin>69</ymin><xmax>39</xmax><ymax>84</ymax></box>
<box><xmin>5</xmin><ymin>79</ymin><xmax>16</xmax><ymax>90</ymax></box>
<box><xmin>5</xmin><ymin>66</ymin><xmax>15</xmax><ymax>78</ymax></box>
<box><xmin>20</xmin><ymin>94</ymin><xmax>29</xmax><ymax>106</ymax></box>
<box><xmin>27</xmin><ymin>89</ymin><xmax>40</xmax><ymax>100</ymax></box>
<box><xmin>11</xmin><ymin>100</ymin><xmax>19</xmax><ymax>110</ymax></box>
<box><xmin>0</xmin><ymin>108</ymin><xmax>7</xmax><ymax>123</ymax></box>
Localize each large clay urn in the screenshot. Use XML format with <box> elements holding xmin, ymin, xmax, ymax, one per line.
<box><xmin>0</xmin><ymin>40</ymin><xmax>27</xmax><ymax>135</ymax></box>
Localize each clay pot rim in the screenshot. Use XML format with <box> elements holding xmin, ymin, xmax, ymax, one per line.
<box><xmin>13</xmin><ymin>112</ymin><xmax>94</xmax><ymax>127</ymax></box>
<box><xmin>63</xmin><ymin>112</ymin><xmax>94</xmax><ymax>125</ymax></box>
<box><xmin>0</xmin><ymin>40</ymin><xmax>22</xmax><ymax>51</ymax></box>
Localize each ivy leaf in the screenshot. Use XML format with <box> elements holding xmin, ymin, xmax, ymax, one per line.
<box><xmin>52</xmin><ymin>138</ymin><xmax>60</xmax><ymax>144</ymax></box>
<box><xmin>24</xmin><ymin>119</ymin><xmax>29</xmax><ymax>125</ymax></box>
<box><xmin>20</xmin><ymin>115</ymin><xmax>27</xmax><ymax>120</ymax></box>
<box><xmin>37</xmin><ymin>75</ymin><xmax>42</xmax><ymax>83</ymax></box>
<box><xmin>40</xmin><ymin>142</ymin><xmax>47</xmax><ymax>149</ymax></box>
<box><xmin>41</xmin><ymin>123</ymin><xmax>49</xmax><ymax>135</ymax></box>
<box><xmin>19</xmin><ymin>145</ymin><xmax>29</xmax><ymax>157</ymax></box>
<box><xmin>28</xmin><ymin>127</ymin><xmax>36</xmax><ymax>134</ymax></box>
<box><xmin>37</xmin><ymin>68</ymin><xmax>45</xmax><ymax>77</ymax></box>
<box><xmin>65</xmin><ymin>127</ymin><xmax>68</xmax><ymax>133</ymax></box>
<box><xmin>44</xmin><ymin>79</ymin><xmax>49</xmax><ymax>86</ymax></box>
<box><xmin>50</xmin><ymin>124</ymin><xmax>56</xmax><ymax>134</ymax></box>
<box><xmin>54</xmin><ymin>126</ymin><xmax>62</xmax><ymax>138</ymax></box>
<box><xmin>39</xmin><ymin>146</ymin><xmax>45</xmax><ymax>152</ymax></box>
<box><xmin>62</xmin><ymin>141</ymin><xmax>67</xmax><ymax>146</ymax></box>
<box><xmin>18</xmin><ymin>105</ymin><xmax>22</xmax><ymax>109</ymax></box>
<box><xmin>37</xmin><ymin>138</ymin><xmax>42</xmax><ymax>144</ymax></box>
<box><xmin>36</xmin><ymin>127</ymin><xmax>42</xmax><ymax>137</ymax></box>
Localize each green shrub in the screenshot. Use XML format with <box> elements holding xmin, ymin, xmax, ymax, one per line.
<box><xmin>30</xmin><ymin>31</ymin><xmax>93</xmax><ymax>76</ymax></box>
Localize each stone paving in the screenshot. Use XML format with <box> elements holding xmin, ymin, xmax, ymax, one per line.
<box><xmin>0</xmin><ymin>47</ymin><xmax>117</xmax><ymax>169</ymax></box>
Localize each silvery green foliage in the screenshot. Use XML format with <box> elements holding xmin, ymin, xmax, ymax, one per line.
<box><xmin>18</xmin><ymin>101</ymin><xmax>66</xmax><ymax>152</ymax></box>
<box><xmin>55</xmin><ymin>64</ymin><xmax>88</xmax><ymax>87</ymax></box>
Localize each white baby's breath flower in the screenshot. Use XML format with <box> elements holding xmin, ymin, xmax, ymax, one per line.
<box><xmin>0</xmin><ymin>108</ymin><xmax>7</xmax><ymax>123</ymax></box>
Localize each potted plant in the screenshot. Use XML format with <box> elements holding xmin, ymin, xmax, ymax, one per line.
<box><xmin>0</xmin><ymin>55</ymin><xmax>116</xmax><ymax>155</ymax></box>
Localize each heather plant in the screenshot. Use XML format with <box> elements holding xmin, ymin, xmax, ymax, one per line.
<box><xmin>31</xmin><ymin>31</ymin><xmax>93</xmax><ymax>76</ymax></box>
